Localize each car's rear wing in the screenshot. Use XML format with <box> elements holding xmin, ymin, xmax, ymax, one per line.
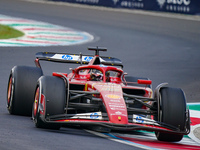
<box><xmin>35</xmin><ymin>52</ymin><xmax>123</xmax><ymax>68</ymax></box>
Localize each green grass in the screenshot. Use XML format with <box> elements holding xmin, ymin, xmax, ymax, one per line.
<box><xmin>0</xmin><ymin>24</ymin><xmax>24</xmax><ymax>39</ymax></box>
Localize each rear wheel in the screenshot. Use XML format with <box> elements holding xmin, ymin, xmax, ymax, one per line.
<box><xmin>7</xmin><ymin>66</ymin><xmax>43</xmax><ymax>116</ymax></box>
<box><xmin>155</xmin><ymin>87</ymin><xmax>187</xmax><ymax>142</ymax></box>
<box><xmin>32</xmin><ymin>76</ymin><xmax>66</xmax><ymax>130</ymax></box>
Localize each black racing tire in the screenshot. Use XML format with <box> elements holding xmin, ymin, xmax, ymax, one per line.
<box><xmin>124</xmin><ymin>76</ymin><xmax>151</xmax><ymax>88</ymax></box>
<box><xmin>32</xmin><ymin>76</ymin><xmax>66</xmax><ymax>130</ymax></box>
<box><xmin>155</xmin><ymin>87</ymin><xmax>187</xmax><ymax>142</ymax></box>
<box><xmin>7</xmin><ymin>66</ymin><xmax>43</xmax><ymax>116</ymax></box>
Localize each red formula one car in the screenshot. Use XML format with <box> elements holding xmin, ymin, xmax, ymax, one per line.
<box><xmin>7</xmin><ymin>47</ymin><xmax>190</xmax><ymax>142</ymax></box>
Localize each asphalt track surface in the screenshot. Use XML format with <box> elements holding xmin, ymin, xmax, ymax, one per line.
<box><xmin>0</xmin><ymin>0</ymin><xmax>200</xmax><ymax>149</ymax></box>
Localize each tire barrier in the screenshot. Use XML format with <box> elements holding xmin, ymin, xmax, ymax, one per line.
<box><xmin>50</xmin><ymin>0</ymin><xmax>200</xmax><ymax>15</ymax></box>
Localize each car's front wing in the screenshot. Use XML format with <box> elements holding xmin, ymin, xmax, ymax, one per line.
<box><xmin>42</xmin><ymin>114</ymin><xmax>189</xmax><ymax>135</ymax></box>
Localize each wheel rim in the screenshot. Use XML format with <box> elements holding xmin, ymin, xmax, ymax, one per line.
<box><xmin>33</xmin><ymin>87</ymin><xmax>39</xmax><ymax>118</ymax></box>
<box><xmin>40</xmin><ymin>94</ymin><xmax>45</xmax><ymax>115</ymax></box>
<box><xmin>7</xmin><ymin>76</ymin><xmax>12</xmax><ymax>107</ymax></box>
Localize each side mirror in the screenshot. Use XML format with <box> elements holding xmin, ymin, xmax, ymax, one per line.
<box><xmin>137</xmin><ymin>79</ymin><xmax>152</xmax><ymax>85</ymax></box>
<box><xmin>52</xmin><ymin>72</ymin><xmax>68</xmax><ymax>78</ymax></box>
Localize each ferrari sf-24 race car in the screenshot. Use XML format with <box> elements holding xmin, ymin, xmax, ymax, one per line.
<box><xmin>7</xmin><ymin>47</ymin><xmax>190</xmax><ymax>142</ymax></box>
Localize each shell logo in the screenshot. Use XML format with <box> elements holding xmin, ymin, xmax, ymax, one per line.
<box><xmin>106</xmin><ymin>94</ymin><xmax>121</xmax><ymax>99</ymax></box>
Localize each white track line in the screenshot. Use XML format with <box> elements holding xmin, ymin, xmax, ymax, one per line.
<box><xmin>85</xmin><ymin>129</ymin><xmax>161</xmax><ymax>150</ymax></box>
<box><xmin>85</xmin><ymin>103</ymin><xmax>200</xmax><ymax>148</ymax></box>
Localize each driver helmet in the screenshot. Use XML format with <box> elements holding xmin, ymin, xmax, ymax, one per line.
<box><xmin>105</xmin><ymin>71</ymin><xmax>110</xmax><ymax>82</ymax></box>
<box><xmin>90</xmin><ymin>70</ymin><xmax>103</xmax><ymax>81</ymax></box>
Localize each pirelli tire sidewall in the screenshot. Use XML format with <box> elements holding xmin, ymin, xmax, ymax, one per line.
<box><xmin>33</xmin><ymin>76</ymin><xmax>66</xmax><ymax>129</ymax></box>
<box><xmin>7</xmin><ymin>66</ymin><xmax>43</xmax><ymax>116</ymax></box>
<box><xmin>155</xmin><ymin>87</ymin><xmax>187</xmax><ymax>142</ymax></box>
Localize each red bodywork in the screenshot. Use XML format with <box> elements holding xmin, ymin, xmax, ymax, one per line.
<box><xmin>50</xmin><ymin>64</ymin><xmax>174</xmax><ymax>133</ymax></box>
<box><xmin>35</xmin><ymin>51</ymin><xmax>188</xmax><ymax>135</ymax></box>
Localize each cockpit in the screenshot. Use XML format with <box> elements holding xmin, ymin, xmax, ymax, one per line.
<box><xmin>74</xmin><ymin>65</ymin><xmax>123</xmax><ymax>83</ymax></box>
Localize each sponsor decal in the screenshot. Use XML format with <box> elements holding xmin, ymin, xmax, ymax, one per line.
<box><xmin>69</xmin><ymin>112</ymin><xmax>102</xmax><ymax>119</ymax></box>
<box><xmin>110</xmin><ymin>108</ymin><xmax>126</xmax><ymax>111</ymax></box>
<box><xmin>115</xmin><ymin>111</ymin><xmax>122</xmax><ymax>115</ymax></box>
<box><xmin>106</xmin><ymin>94</ymin><xmax>121</xmax><ymax>99</ymax></box>
<box><xmin>157</xmin><ymin>0</ymin><xmax>165</xmax><ymax>8</ymax></box>
<box><xmin>121</xmin><ymin>0</ymin><xmax>144</xmax><ymax>8</ymax></box>
<box><xmin>134</xmin><ymin>115</ymin><xmax>144</xmax><ymax>123</ymax></box>
<box><xmin>90</xmin><ymin>112</ymin><xmax>99</xmax><ymax>119</ymax></box>
<box><xmin>80</xmin><ymin>76</ymin><xmax>87</xmax><ymax>79</ymax></box>
<box><xmin>133</xmin><ymin>114</ymin><xmax>160</xmax><ymax>125</ymax></box>
<box><xmin>84</xmin><ymin>56</ymin><xmax>93</xmax><ymax>62</ymax></box>
<box><xmin>167</xmin><ymin>0</ymin><xmax>190</xmax><ymax>5</ymax></box>
<box><xmin>113</xmin><ymin>0</ymin><xmax>119</xmax><ymax>5</ymax></box>
<box><xmin>109</xmin><ymin>104</ymin><xmax>125</xmax><ymax>108</ymax></box>
<box><xmin>101</xmin><ymin>86</ymin><xmax>121</xmax><ymax>92</ymax></box>
<box><xmin>157</xmin><ymin>0</ymin><xmax>191</xmax><ymax>13</ymax></box>
<box><xmin>109</xmin><ymin>102</ymin><xmax>126</xmax><ymax>111</ymax></box>
<box><xmin>62</xmin><ymin>55</ymin><xmax>73</xmax><ymax>60</ymax></box>
<box><xmin>110</xmin><ymin>99</ymin><xmax>121</xmax><ymax>102</ymax></box>
<box><xmin>76</xmin><ymin>0</ymin><xmax>99</xmax><ymax>4</ymax></box>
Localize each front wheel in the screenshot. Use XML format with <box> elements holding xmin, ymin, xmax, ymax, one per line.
<box><xmin>155</xmin><ymin>87</ymin><xmax>187</xmax><ymax>142</ymax></box>
<box><xmin>32</xmin><ymin>76</ymin><xmax>66</xmax><ymax>130</ymax></box>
